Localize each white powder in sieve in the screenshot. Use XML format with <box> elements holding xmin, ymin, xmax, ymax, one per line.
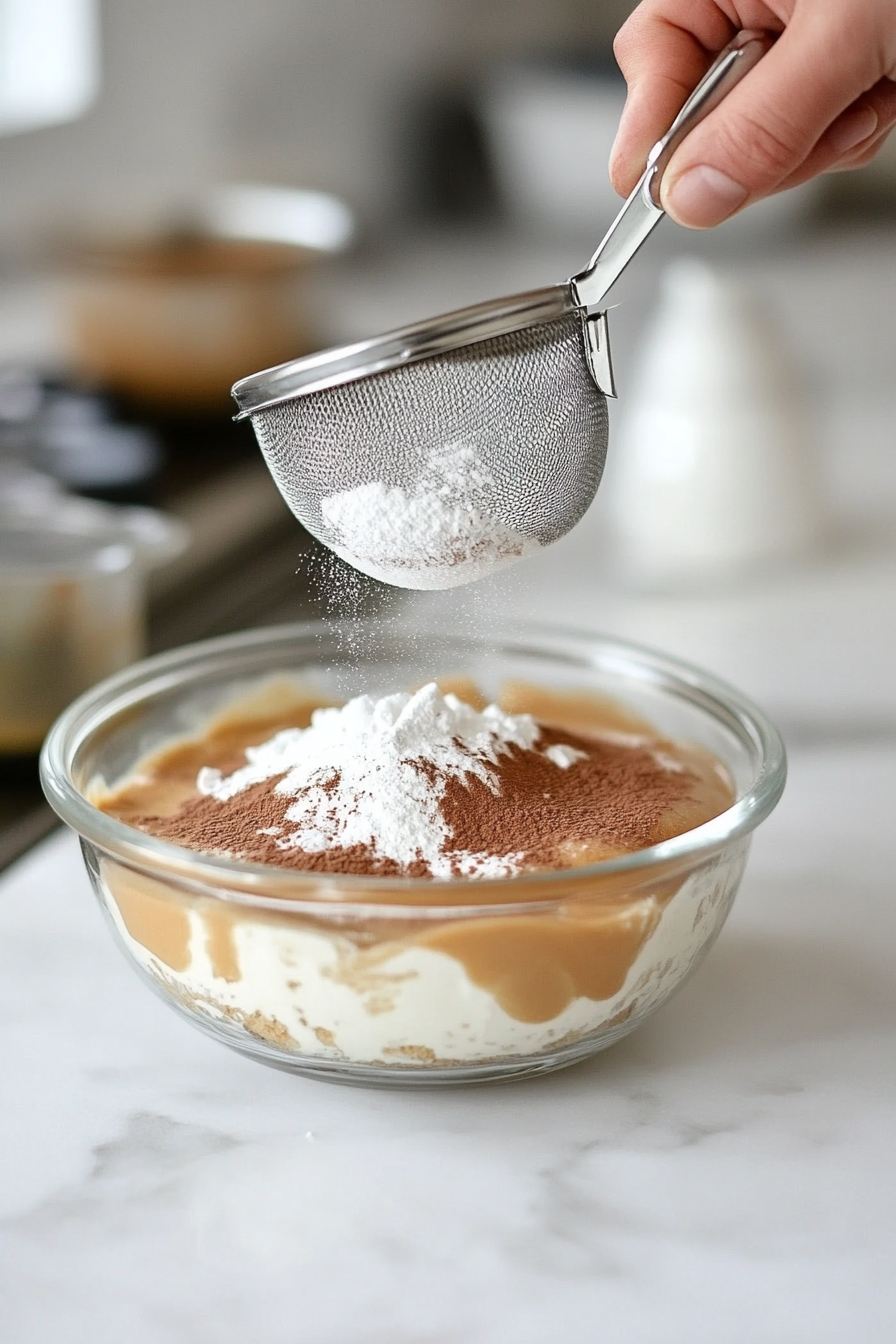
<box><xmin>319</xmin><ymin>442</ymin><xmax>540</xmax><ymax>590</ymax></box>
<box><xmin>197</xmin><ymin>682</ymin><xmax>583</xmax><ymax>879</ymax></box>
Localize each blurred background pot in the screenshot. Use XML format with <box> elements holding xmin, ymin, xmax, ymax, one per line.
<box><xmin>63</xmin><ymin>235</ymin><xmax>315</xmax><ymax>413</ymax></box>
<box><xmin>61</xmin><ymin>186</ymin><xmax>355</xmax><ymax>413</ymax></box>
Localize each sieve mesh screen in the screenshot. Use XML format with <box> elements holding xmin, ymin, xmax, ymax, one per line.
<box><xmin>250</xmin><ymin>313</ymin><xmax>608</xmax><ymax>552</ymax></box>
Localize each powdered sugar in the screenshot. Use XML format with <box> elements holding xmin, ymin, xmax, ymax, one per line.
<box><xmin>543</xmin><ymin>742</ymin><xmax>588</xmax><ymax>769</ymax></box>
<box><xmin>197</xmin><ymin>682</ymin><xmax>581</xmax><ymax>878</ymax></box>
<box><xmin>319</xmin><ymin>442</ymin><xmax>540</xmax><ymax>590</ymax></box>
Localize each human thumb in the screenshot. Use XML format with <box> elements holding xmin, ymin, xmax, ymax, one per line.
<box><xmin>660</xmin><ymin>15</ymin><xmax>880</xmax><ymax>227</ymax></box>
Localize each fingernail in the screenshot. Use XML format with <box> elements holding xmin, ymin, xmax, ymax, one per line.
<box><xmin>829</xmin><ymin>105</ymin><xmax>878</xmax><ymax>155</ymax></box>
<box><xmin>663</xmin><ymin>165</ymin><xmax>749</xmax><ymax>228</ymax></box>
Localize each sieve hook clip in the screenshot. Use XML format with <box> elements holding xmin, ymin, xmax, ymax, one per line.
<box><xmin>582</xmin><ymin>310</ymin><xmax>616</xmax><ymax>398</ymax></box>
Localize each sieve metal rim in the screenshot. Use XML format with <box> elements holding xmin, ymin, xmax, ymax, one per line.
<box><xmin>231</xmin><ymin>282</ymin><xmax>578</xmax><ymax>418</ymax></box>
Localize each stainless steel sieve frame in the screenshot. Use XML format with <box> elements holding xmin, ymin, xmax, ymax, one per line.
<box><xmin>232</xmin><ymin>31</ymin><xmax>770</xmax><ymax>422</ymax></box>
<box><xmin>232</xmin><ymin>285</ymin><xmax>616</xmax><ymax>416</ymax></box>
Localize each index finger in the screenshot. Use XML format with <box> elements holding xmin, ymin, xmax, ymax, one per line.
<box><xmin>609</xmin><ymin>1</ymin><xmax>742</xmax><ymax>195</ymax></box>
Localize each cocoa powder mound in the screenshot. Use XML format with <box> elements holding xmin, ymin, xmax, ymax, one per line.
<box><xmin>127</xmin><ymin>772</ymin><xmax>430</xmax><ymax>877</ymax></box>
<box><xmin>125</xmin><ymin>722</ymin><xmax>704</xmax><ymax>878</ymax></box>
<box><xmin>439</xmin><ymin>725</ymin><xmax>695</xmax><ymax>870</ymax></box>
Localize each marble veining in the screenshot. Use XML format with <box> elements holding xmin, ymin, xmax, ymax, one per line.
<box><xmin>3</xmin><ymin>732</ymin><xmax>896</xmax><ymax>1344</ymax></box>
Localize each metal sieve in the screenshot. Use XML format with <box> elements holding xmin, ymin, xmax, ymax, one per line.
<box><xmin>233</xmin><ymin>32</ymin><xmax>771</xmax><ymax>590</ymax></box>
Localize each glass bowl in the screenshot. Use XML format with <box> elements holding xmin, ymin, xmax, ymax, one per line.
<box><xmin>41</xmin><ymin>620</ymin><xmax>786</xmax><ymax>1087</ymax></box>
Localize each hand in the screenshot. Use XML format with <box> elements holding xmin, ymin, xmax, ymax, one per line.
<box><xmin>610</xmin><ymin>0</ymin><xmax>896</xmax><ymax>227</ymax></box>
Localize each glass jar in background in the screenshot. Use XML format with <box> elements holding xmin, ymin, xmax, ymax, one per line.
<box><xmin>0</xmin><ymin>480</ymin><xmax>187</xmax><ymax>757</ymax></box>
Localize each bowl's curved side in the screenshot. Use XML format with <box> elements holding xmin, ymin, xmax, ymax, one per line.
<box><xmin>83</xmin><ymin>833</ymin><xmax>750</xmax><ymax>1085</ymax></box>
<box><xmin>42</xmin><ymin>618</ymin><xmax>782</xmax><ymax>1085</ymax></box>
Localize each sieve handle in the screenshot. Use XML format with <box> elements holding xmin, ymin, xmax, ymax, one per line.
<box><xmin>571</xmin><ymin>30</ymin><xmax>774</xmax><ymax>311</ymax></box>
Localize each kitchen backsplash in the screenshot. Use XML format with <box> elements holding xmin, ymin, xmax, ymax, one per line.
<box><xmin>0</xmin><ymin>0</ymin><xmax>635</xmax><ymax>251</ymax></box>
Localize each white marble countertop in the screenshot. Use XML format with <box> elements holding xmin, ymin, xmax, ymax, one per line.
<box><xmin>2</xmin><ymin>225</ymin><xmax>896</xmax><ymax>1341</ymax></box>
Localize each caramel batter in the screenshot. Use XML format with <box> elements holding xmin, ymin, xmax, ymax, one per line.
<box><xmin>108</xmin><ymin>865</ymin><xmax>193</xmax><ymax>972</ymax></box>
<box><xmin>90</xmin><ymin>677</ymin><xmax>333</xmax><ymax>820</ymax></box>
<box><xmin>416</xmin><ymin>897</ymin><xmax>668</xmax><ymax>1022</ymax></box>
<box><xmin>95</xmin><ymin>680</ymin><xmax>735</xmax><ymax>1027</ymax></box>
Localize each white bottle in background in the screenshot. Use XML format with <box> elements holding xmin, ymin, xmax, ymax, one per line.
<box><xmin>608</xmin><ymin>259</ymin><xmax>826</xmax><ymax>587</ymax></box>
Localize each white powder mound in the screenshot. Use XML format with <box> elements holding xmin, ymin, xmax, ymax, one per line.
<box><xmin>543</xmin><ymin>742</ymin><xmax>588</xmax><ymax>769</ymax></box>
<box><xmin>196</xmin><ymin>682</ymin><xmax>579</xmax><ymax>879</ymax></box>
<box><xmin>319</xmin><ymin>442</ymin><xmax>541</xmax><ymax>590</ymax></box>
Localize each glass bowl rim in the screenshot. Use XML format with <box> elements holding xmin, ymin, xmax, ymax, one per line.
<box><xmin>40</xmin><ymin>617</ymin><xmax>786</xmax><ymax>916</ymax></box>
